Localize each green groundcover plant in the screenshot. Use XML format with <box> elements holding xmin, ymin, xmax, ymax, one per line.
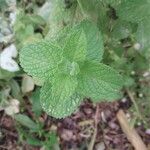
<box><xmin>20</xmin><ymin>20</ymin><xmax>123</xmax><ymax>118</ymax></box>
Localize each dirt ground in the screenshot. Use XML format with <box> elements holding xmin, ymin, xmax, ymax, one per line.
<box><xmin>0</xmin><ymin>99</ymin><xmax>150</xmax><ymax>150</ymax></box>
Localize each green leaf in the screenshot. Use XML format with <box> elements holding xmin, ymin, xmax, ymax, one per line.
<box><xmin>27</xmin><ymin>15</ymin><xmax>45</xmax><ymax>26</ymax></box>
<box><xmin>63</xmin><ymin>28</ymin><xmax>87</xmax><ymax>62</ymax></box>
<box><xmin>45</xmin><ymin>24</ymin><xmax>72</xmax><ymax>44</ymax></box>
<box><xmin>117</xmin><ymin>0</ymin><xmax>150</xmax><ymax>23</ymax></box>
<box><xmin>0</xmin><ymin>0</ymin><xmax>7</xmax><ymax>11</ymax></box>
<box><xmin>100</xmin><ymin>0</ymin><xmax>121</xmax><ymax>8</ymax></box>
<box><xmin>80</xmin><ymin>20</ymin><xmax>104</xmax><ymax>62</ymax></box>
<box><xmin>15</xmin><ymin>114</ymin><xmax>39</xmax><ymax>130</ymax></box>
<box><xmin>9</xmin><ymin>79</ymin><xmax>22</xmax><ymax>100</ymax></box>
<box><xmin>97</xmin><ymin>4</ymin><xmax>110</xmax><ymax>34</ymax></box>
<box><xmin>45</xmin><ymin>0</ymin><xmax>77</xmax><ymax>41</ymax></box>
<box><xmin>44</xmin><ymin>132</ymin><xmax>59</xmax><ymax>149</ymax></box>
<box><xmin>77</xmin><ymin>0</ymin><xmax>100</xmax><ymax>20</ymax></box>
<box><xmin>112</xmin><ymin>21</ymin><xmax>132</xmax><ymax>40</ymax></box>
<box><xmin>135</xmin><ymin>19</ymin><xmax>150</xmax><ymax>50</ymax></box>
<box><xmin>27</xmin><ymin>137</ymin><xmax>43</xmax><ymax>146</ymax></box>
<box><xmin>30</xmin><ymin>88</ymin><xmax>42</xmax><ymax>117</ymax></box>
<box><xmin>47</xmin><ymin>20</ymin><xmax>104</xmax><ymax>62</ymax></box>
<box><xmin>40</xmin><ymin>74</ymin><xmax>81</xmax><ymax>118</ymax></box>
<box><xmin>77</xmin><ymin>61</ymin><xmax>123</xmax><ymax>101</ymax></box>
<box><xmin>0</xmin><ymin>68</ymin><xmax>15</xmax><ymax>80</ymax></box>
<box><xmin>20</xmin><ymin>41</ymin><xmax>63</xmax><ymax>83</ymax></box>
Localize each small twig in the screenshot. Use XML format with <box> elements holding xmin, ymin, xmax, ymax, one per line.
<box><xmin>117</xmin><ymin>109</ymin><xmax>147</xmax><ymax>150</ymax></box>
<box><xmin>88</xmin><ymin>105</ymin><xmax>99</xmax><ymax>150</ymax></box>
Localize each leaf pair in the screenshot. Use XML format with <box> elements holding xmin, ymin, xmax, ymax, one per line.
<box><xmin>20</xmin><ymin>20</ymin><xmax>123</xmax><ymax>118</ymax></box>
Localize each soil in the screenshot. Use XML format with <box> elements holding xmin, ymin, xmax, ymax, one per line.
<box><xmin>0</xmin><ymin>99</ymin><xmax>150</xmax><ymax>150</ymax></box>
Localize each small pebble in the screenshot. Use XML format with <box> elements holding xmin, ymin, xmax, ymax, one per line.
<box><xmin>143</xmin><ymin>72</ymin><xmax>150</xmax><ymax>77</ymax></box>
<box><xmin>121</xmin><ymin>98</ymin><xmax>127</xmax><ymax>103</ymax></box>
<box><xmin>145</xmin><ymin>129</ymin><xmax>150</xmax><ymax>135</ymax></box>
<box><xmin>137</xmin><ymin>122</ymin><xmax>142</xmax><ymax>126</ymax></box>
<box><xmin>95</xmin><ymin>142</ymin><xmax>105</xmax><ymax>150</ymax></box>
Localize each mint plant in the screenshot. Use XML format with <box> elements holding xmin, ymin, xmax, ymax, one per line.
<box><xmin>20</xmin><ymin>20</ymin><xmax>123</xmax><ymax>118</ymax></box>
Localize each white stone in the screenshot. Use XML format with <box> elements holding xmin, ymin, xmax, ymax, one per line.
<box><xmin>5</xmin><ymin>99</ymin><xmax>20</xmax><ymax>116</ymax></box>
<box><xmin>95</xmin><ymin>142</ymin><xmax>105</xmax><ymax>150</ymax></box>
<box><xmin>121</xmin><ymin>98</ymin><xmax>127</xmax><ymax>103</ymax></box>
<box><xmin>0</xmin><ymin>44</ymin><xmax>19</xmax><ymax>72</ymax></box>
<box><xmin>143</xmin><ymin>72</ymin><xmax>150</xmax><ymax>77</ymax></box>
<box><xmin>21</xmin><ymin>75</ymin><xmax>35</xmax><ymax>93</ymax></box>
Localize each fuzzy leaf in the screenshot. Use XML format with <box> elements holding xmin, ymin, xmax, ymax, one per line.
<box><xmin>47</xmin><ymin>20</ymin><xmax>104</xmax><ymax>62</ymax></box>
<box><xmin>20</xmin><ymin>41</ymin><xmax>63</xmax><ymax>83</ymax></box>
<box><xmin>63</xmin><ymin>28</ymin><xmax>87</xmax><ymax>62</ymax></box>
<box><xmin>80</xmin><ymin>20</ymin><xmax>104</xmax><ymax>62</ymax></box>
<box><xmin>78</xmin><ymin>61</ymin><xmax>123</xmax><ymax>101</ymax></box>
<box><xmin>40</xmin><ymin>74</ymin><xmax>81</xmax><ymax>118</ymax></box>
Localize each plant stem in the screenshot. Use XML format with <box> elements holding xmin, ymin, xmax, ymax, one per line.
<box><xmin>126</xmin><ymin>89</ymin><xmax>143</xmax><ymax>121</ymax></box>
<box><xmin>76</xmin><ymin>0</ymin><xmax>85</xmax><ymax>17</ymax></box>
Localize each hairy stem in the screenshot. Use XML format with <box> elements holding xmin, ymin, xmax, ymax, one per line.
<box><xmin>126</xmin><ymin>89</ymin><xmax>143</xmax><ymax>122</ymax></box>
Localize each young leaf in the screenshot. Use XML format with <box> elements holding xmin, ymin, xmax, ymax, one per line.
<box><xmin>77</xmin><ymin>61</ymin><xmax>123</xmax><ymax>101</ymax></box>
<box><xmin>80</xmin><ymin>20</ymin><xmax>104</xmax><ymax>62</ymax></box>
<box><xmin>40</xmin><ymin>75</ymin><xmax>81</xmax><ymax>118</ymax></box>
<box><xmin>117</xmin><ymin>0</ymin><xmax>150</xmax><ymax>23</ymax></box>
<box><xmin>47</xmin><ymin>20</ymin><xmax>104</xmax><ymax>62</ymax></box>
<box><xmin>63</xmin><ymin>28</ymin><xmax>87</xmax><ymax>62</ymax></box>
<box><xmin>20</xmin><ymin>41</ymin><xmax>63</xmax><ymax>83</ymax></box>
